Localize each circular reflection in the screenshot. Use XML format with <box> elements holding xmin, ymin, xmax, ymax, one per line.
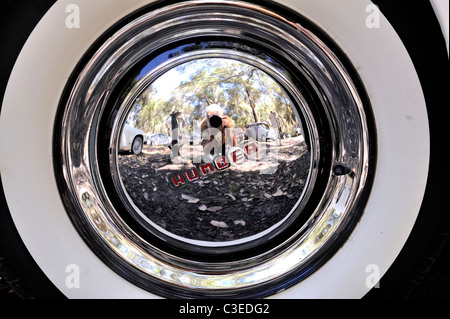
<box><xmin>117</xmin><ymin>58</ymin><xmax>310</xmax><ymax>244</ymax></box>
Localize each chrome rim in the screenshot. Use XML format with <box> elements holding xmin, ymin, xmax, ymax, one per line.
<box><xmin>56</xmin><ymin>0</ymin><xmax>373</xmax><ymax>298</ymax></box>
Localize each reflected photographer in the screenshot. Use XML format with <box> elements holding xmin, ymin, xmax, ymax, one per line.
<box><xmin>200</xmin><ymin>104</ymin><xmax>237</xmax><ymax>159</ymax></box>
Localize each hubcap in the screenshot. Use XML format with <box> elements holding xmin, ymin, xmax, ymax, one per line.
<box><xmin>55</xmin><ymin>0</ymin><xmax>374</xmax><ymax>298</ymax></box>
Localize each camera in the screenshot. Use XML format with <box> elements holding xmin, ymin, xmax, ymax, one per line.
<box><xmin>209</xmin><ymin>114</ymin><xmax>222</xmax><ymax>128</ymax></box>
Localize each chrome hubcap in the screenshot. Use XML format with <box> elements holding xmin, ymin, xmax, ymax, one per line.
<box><xmin>55</xmin><ymin>0</ymin><xmax>374</xmax><ymax>298</ymax></box>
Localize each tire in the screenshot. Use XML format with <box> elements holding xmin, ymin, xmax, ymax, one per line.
<box><xmin>131</xmin><ymin>136</ymin><xmax>143</xmax><ymax>155</ymax></box>
<box><xmin>0</xmin><ymin>0</ymin><xmax>447</xmax><ymax>299</ymax></box>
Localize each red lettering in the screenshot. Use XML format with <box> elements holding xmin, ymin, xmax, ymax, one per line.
<box><xmin>230</xmin><ymin>149</ymin><xmax>245</xmax><ymax>165</ymax></box>
<box><xmin>170</xmin><ymin>146</ymin><xmax>257</xmax><ymax>186</ymax></box>
<box><xmin>171</xmin><ymin>174</ymin><xmax>186</xmax><ymax>187</ymax></box>
<box><xmin>245</xmin><ymin>142</ymin><xmax>258</xmax><ymax>158</ymax></box>
<box><xmin>199</xmin><ymin>163</ymin><xmax>215</xmax><ymax>175</ymax></box>
<box><xmin>185</xmin><ymin>168</ymin><xmax>199</xmax><ymax>182</ymax></box>
<box><xmin>214</xmin><ymin>156</ymin><xmax>230</xmax><ymax>170</ymax></box>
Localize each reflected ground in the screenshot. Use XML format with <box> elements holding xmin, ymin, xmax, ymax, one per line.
<box><xmin>118</xmin><ymin>135</ymin><xmax>309</xmax><ymax>242</ymax></box>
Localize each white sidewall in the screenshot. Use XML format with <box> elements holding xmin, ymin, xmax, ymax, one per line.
<box><xmin>0</xmin><ymin>0</ymin><xmax>429</xmax><ymax>298</ymax></box>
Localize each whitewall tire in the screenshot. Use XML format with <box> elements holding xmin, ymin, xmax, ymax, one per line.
<box><xmin>0</xmin><ymin>0</ymin><xmax>447</xmax><ymax>299</ymax></box>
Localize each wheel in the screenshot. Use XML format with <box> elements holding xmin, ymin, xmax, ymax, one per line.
<box><xmin>131</xmin><ymin>136</ymin><xmax>143</xmax><ymax>155</ymax></box>
<box><xmin>0</xmin><ymin>0</ymin><xmax>447</xmax><ymax>299</ymax></box>
<box><xmin>261</xmin><ymin>135</ymin><xmax>268</xmax><ymax>143</ymax></box>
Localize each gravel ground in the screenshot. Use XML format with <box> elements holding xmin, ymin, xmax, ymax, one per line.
<box><xmin>118</xmin><ymin>136</ymin><xmax>310</xmax><ymax>242</ymax></box>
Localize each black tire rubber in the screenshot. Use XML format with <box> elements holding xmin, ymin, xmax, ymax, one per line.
<box><xmin>0</xmin><ymin>0</ymin><xmax>64</xmax><ymax>299</ymax></box>
<box><xmin>363</xmin><ymin>0</ymin><xmax>449</xmax><ymax>299</ymax></box>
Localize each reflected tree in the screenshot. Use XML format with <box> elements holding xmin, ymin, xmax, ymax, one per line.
<box><xmin>130</xmin><ymin>58</ymin><xmax>298</xmax><ymax>135</ymax></box>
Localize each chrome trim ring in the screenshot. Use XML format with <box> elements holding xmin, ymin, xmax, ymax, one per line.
<box><xmin>56</xmin><ymin>0</ymin><xmax>374</xmax><ymax>298</ymax></box>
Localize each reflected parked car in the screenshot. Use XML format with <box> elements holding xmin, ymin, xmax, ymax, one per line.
<box><xmin>244</xmin><ymin>122</ymin><xmax>276</xmax><ymax>142</ymax></box>
<box><xmin>148</xmin><ymin>133</ymin><xmax>170</xmax><ymax>146</ymax></box>
<box><xmin>290</xmin><ymin>126</ymin><xmax>303</xmax><ymax>137</ymax></box>
<box><xmin>119</xmin><ymin>124</ymin><xmax>148</xmax><ymax>155</ymax></box>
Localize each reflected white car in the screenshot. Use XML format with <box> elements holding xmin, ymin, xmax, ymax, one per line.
<box><xmin>148</xmin><ymin>133</ymin><xmax>170</xmax><ymax>146</ymax></box>
<box><xmin>119</xmin><ymin>124</ymin><xmax>148</xmax><ymax>154</ymax></box>
<box><xmin>244</xmin><ymin>122</ymin><xmax>276</xmax><ymax>142</ymax></box>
